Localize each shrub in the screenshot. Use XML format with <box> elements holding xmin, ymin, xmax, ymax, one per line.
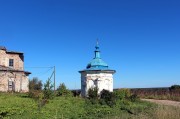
<box><xmin>169</xmin><ymin>85</ymin><xmax>180</xmax><ymax>91</ymax></box>
<box><xmin>100</xmin><ymin>89</ymin><xmax>116</xmax><ymax>107</ymax></box>
<box><xmin>29</xmin><ymin>78</ymin><xmax>53</xmax><ymax>111</ymax></box>
<box><xmin>72</xmin><ymin>90</ymin><xmax>81</xmax><ymax>97</ymax></box>
<box><xmin>114</xmin><ymin>88</ymin><xmax>131</xmax><ymax>100</ymax></box>
<box><xmin>87</xmin><ymin>87</ymin><xmax>99</xmax><ymax>104</ymax></box>
<box><xmin>57</xmin><ymin>83</ymin><xmax>73</xmax><ymax>97</ymax></box>
<box><xmin>43</xmin><ymin>78</ymin><xmax>54</xmax><ymax>99</ymax></box>
<box><xmin>28</xmin><ymin>90</ymin><xmax>43</xmax><ymax>100</ymax></box>
<box><xmin>88</xmin><ymin>87</ymin><xmax>99</xmax><ymax>99</ymax></box>
<box><xmin>129</xmin><ymin>94</ymin><xmax>139</xmax><ymax>102</ymax></box>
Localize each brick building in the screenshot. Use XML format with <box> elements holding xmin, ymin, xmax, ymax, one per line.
<box><xmin>0</xmin><ymin>46</ymin><xmax>31</xmax><ymax>92</ymax></box>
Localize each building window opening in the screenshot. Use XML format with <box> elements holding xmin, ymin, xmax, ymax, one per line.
<box><xmin>9</xmin><ymin>59</ymin><xmax>14</xmax><ymax>67</ymax></box>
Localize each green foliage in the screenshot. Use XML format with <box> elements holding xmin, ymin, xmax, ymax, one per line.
<box><xmin>0</xmin><ymin>93</ymin><xmax>180</xmax><ymax>119</ymax></box>
<box><xmin>28</xmin><ymin>88</ymin><xmax>47</xmax><ymax>112</ymax></box>
<box><xmin>100</xmin><ymin>89</ymin><xmax>116</xmax><ymax>107</ymax></box>
<box><xmin>88</xmin><ymin>87</ymin><xmax>99</xmax><ymax>99</ymax></box>
<box><xmin>29</xmin><ymin>77</ymin><xmax>43</xmax><ymax>91</ymax></box>
<box><xmin>86</xmin><ymin>88</ymin><xmax>140</xmax><ymax>108</ymax></box>
<box><xmin>72</xmin><ymin>90</ymin><xmax>81</xmax><ymax>97</ymax></box>
<box><xmin>129</xmin><ymin>94</ymin><xmax>140</xmax><ymax>102</ymax></box>
<box><xmin>28</xmin><ymin>90</ymin><xmax>43</xmax><ymax>100</ymax></box>
<box><xmin>57</xmin><ymin>83</ymin><xmax>73</xmax><ymax>97</ymax></box>
<box><xmin>28</xmin><ymin>77</ymin><xmax>43</xmax><ymax>99</ymax></box>
<box><xmin>87</xmin><ymin>87</ymin><xmax>99</xmax><ymax>105</ymax></box>
<box><xmin>169</xmin><ymin>84</ymin><xmax>180</xmax><ymax>91</ymax></box>
<box><xmin>43</xmin><ymin>78</ymin><xmax>54</xmax><ymax>100</ymax></box>
<box><xmin>114</xmin><ymin>88</ymin><xmax>131</xmax><ymax>100</ymax></box>
<box><xmin>37</xmin><ymin>97</ymin><xmax>48</xmax><ymax>112</ymax></box>
<box><xmin>86</xmin><ymin>88</ymin><xmax>139</xmax><ymax>107</ymax></box>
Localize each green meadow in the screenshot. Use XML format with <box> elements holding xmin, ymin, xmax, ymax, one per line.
<box><xmin>0</xmin><ymin>93</ymin><xmax>180</xmax><ymax>119</ymax></box>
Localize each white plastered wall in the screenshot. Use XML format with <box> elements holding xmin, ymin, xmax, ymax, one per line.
<box><xmin>81</xmin><ymin>71</ymin><xmax>114</xmax><ymax>97</ymax></box>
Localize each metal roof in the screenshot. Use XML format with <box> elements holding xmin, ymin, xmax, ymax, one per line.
<box><xmin>79</xmin><ymin>42</ymin><xmax>115</xmax><ymax>72</ymax></box>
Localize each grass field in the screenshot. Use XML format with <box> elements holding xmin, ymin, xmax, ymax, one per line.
<box><xmin>0</xmin><ymin>93</ymin><xmax>180</xmax><ymax>119</ymax></box>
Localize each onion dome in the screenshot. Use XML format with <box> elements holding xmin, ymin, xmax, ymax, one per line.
<box><xmin>86</xmin><ymin>41</ymin><xmax>108</xmax><ymax>70</ymax></box>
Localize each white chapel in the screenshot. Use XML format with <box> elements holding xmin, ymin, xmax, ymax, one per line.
<box><xmin>79</xmin><ymin>41</ymin><xmax>116</xmax><ymax>97</ymax></box>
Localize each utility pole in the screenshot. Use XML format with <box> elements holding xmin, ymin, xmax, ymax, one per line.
<box><xmin>47</xmin><ymin>66</ymin><xmax>56</xmax><ymax>93</ymax></box>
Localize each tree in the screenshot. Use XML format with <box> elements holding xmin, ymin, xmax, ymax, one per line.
<box><xmin>29</xmin><ymin>77</ymin><xmax>43</xmax><ymax>91</ymax></box>
<box><xmin>43</xmin><ymin>78</ymin><xmax>54</xmax><ymax>99</ymax></box>
<box><xmin>57</xmin><ymin>83</ymin><xmax>72</xmax><ymax>97</ymax></box>
<box><xmin>28</xmin><ymin>77</ymin><xmax>43</xmax><ymax>99</ymax></box>
<box><xmin>169</xmin><ymin>85</ymin><xmax>180</xmax><ymax>91</ymax></box>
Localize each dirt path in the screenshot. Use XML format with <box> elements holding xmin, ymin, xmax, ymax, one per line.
<box><xmin>141</xmin><ymin>99</ymin><xmax>180</xmax><ymax>107</ymax></box>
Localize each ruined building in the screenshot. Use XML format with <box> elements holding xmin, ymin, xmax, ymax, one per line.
<box><xmin>0</xmin><ymin>46</ymin><xmax>31</xmax><ymax>92</ymax></box>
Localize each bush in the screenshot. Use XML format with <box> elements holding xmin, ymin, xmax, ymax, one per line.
<box><xmin>87</xmin><ymin>87</ymin><xmax>99</xmax><ymax>104</ymax></box>
<box><xmin>85</xmin><ymin>88</ymin><xmax>140</xmax><ymax>107</ymax></box>
<box><xmin>169</xmin><ymin>85</ymin><xmax>180</xmax><ymax>91</ymax></box>
<box><xmin>43</xmin><ymin>78</ymin><xmax>54</xmax><ymax>99</ymax></box>
<box><xmin>100</xmin><ymin>89</ymin><xmax>116</xmax><ymax>107</ymax></box>
<box><xmin>114</xmin><ymin>88</ymin><xmax>131</xmax><ymax>100</ymax></box>
<box><xmin>88</xmin><ymin>87</ymin><xmax>99</xmax><ymax>99</ymax></box>
<box><xmin>72</xmin><ymin>90</ymin><xmax>81</xmax><ymax>97</ymax></box>
<box><xmin>57</xmin><ymin>83</ymin><xmax>72</xmax><ymax>97</ymax></box>
<box><xmin>29</xmin><ymin>78</ymin><xmax>53</xmax><ymax>111</ymax></box>
<box><xmin>28</xmin><ymin>90</ymin><xmax>43</xmax><ymax>100</ymax></box>
<box><xmin>129</xmin><ymin>94</ymin><xmax>139</xmax><ymax>102</ymax></box>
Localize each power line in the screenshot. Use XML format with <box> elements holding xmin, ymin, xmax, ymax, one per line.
<box><xmin>25</xmin><ymin>66</ymin><xmax>54</xmax><ymax>77</ymax></box>
<box><xmin>34</xmin><ymin>67</ymin><xmax>54</xmax><ymax>77</ymax></box>
<box><xmin>25</xmin><ymin>66</ymin><xmax>54</xmax><ymax>69</ymax></box>
<box><xmin>25</xmin><ymin>66</ymin><xmax>56</xmax><ymax>92</ymax></box>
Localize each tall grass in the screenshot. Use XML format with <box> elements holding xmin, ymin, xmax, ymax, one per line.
<box><xmin>131</xmin><ymin>87</ymin><xmax>180</xmax><ymax>101</ymax></box>
<box><xmin>153</xmin><ymin>105</ymin><xmax>180</xmax><ymax>119</ymax></box>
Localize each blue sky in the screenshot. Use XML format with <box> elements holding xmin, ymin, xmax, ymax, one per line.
<box><xmin>0</xmin><ymin>0</ymin><xmax>180</xmax><ymax>89</ymax></box>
